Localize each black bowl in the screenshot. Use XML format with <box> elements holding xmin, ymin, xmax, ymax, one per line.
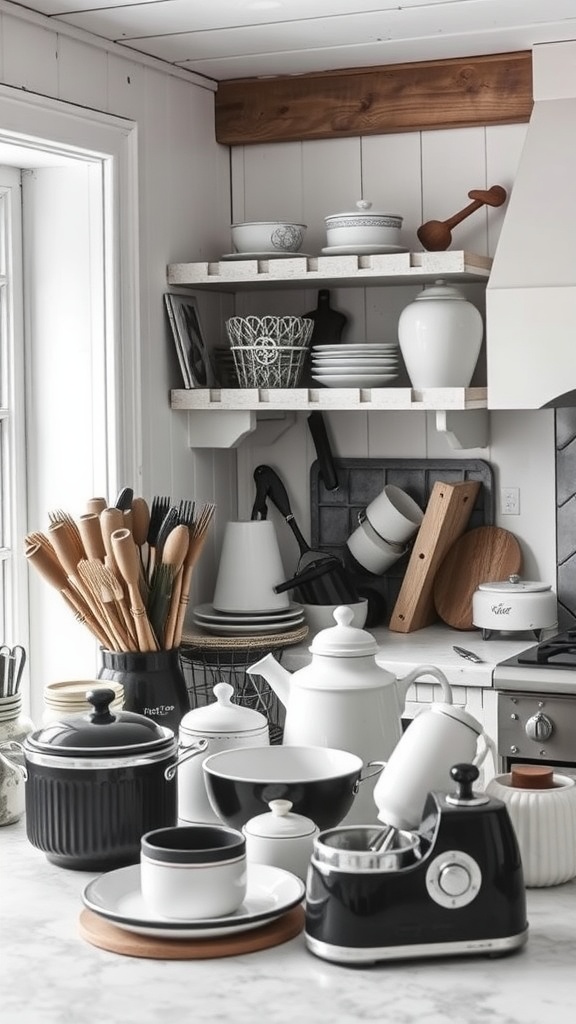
<box><xmin>202</xmin><ymin>745</ymin><xmax>364</xmax><ymax>830</ymax></box>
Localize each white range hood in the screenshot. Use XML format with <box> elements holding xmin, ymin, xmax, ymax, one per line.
<box><xmin>487</xmin><ymin>39</ymin><xmax>576</xmax><ymax>409</ymax></box>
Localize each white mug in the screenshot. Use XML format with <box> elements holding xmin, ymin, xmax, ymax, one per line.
<box><xmin>365</xmin><ymin>484</ymin><xmax>423</xmax><ymax>544</ymax></box>
<box><xmin>373</xmin><ymin>702</ymin><xmax>496</xmax><ymax>831</ymax></box>
<box><xmin>213</xmin><ymin>520</ymin><xmax>289</xmax><ymax>613</ymax></box>
<box><xmin>346</xmin><ymin>515</ymin><xmax>405</xmax><ymax>575</ymax></box>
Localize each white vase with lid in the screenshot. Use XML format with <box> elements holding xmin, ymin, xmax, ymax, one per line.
<box><xmin>398</xmin><ymin>279</ymin><xmax>483</xmax><ymax>387</ymax></box>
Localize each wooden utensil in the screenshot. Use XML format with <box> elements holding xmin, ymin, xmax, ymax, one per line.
<box><xmin>417</xmin><ymin>185</ymin><xmax>507</xmax><ymax>251</ymax></box>
<box><xmin>24</xmin><ymin>542</ymin><xmax>111</xmax><ymax>647</ymax></box>
<box><xmin>389</xmin><ymin>480</ymin><xmax>481</xmax><ymax>633</ymax></box>
<box><xmin>173</xmin><ymin>503</ymin><xmax>216</xmax><ymax>648</ymax></box>
<box><xmin>111</xmin><ymin>527</ymin><xmax>158</xmax><ymax>651</ymax></box>
<box><xmin>77</xmin><ymin>513</ymin><xmax>106</xmax><ymax>562</ymax></box>
<box><xmin>432</xmin><ymin>525</ymin><xmax>522</xmax><ymax>630</ymax></box>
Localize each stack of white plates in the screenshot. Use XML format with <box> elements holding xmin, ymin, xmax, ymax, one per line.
<box><xmin>192</xmin><ymin>602</ymin><xmax>305</xmax><ymax>636</ymax></box>
<box><xmin>311</xmin><ymin>344</ymin><xmax>399</xmax><ymax>388</ymax></box>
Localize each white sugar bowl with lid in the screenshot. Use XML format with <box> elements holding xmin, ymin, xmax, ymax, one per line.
<box><xmin>243</xmin><ymin>799</ymin><xmax>319</xmax><ymax>881</ymax></box>
<box><xmin>324</xmin><ymin>200</ymin><xmax>403</xmax><ymax>248</ymax></box>
<box><xmin>178</xmin><ymin>682</ymin><xmax>270</xmax><ymax>825</ymax></box>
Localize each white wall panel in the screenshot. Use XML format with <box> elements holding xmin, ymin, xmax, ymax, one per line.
<box><xmin>1</xmin><ymin>14</ymin><xmax>58</xmax><ymax>95</ymax></box>
<box><xmin>421</xmin><ymin>126</ymin><xmax>489</xmax><ymax>256</ymax></box>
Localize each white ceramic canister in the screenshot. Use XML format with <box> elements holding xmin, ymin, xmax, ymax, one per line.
<box><xmin>486</xmin><ymin>765</ymin><xmax>576</xmax><ymax>887</ymax></box>
<box><xmin>178</xmin><ymin>682</ymin><xmax>270</xmax><ymax>824</ymax></box>
<box><xmin>398</xmin><ymin>279</ymin><xmax>483</xmax><ymax>387</ymax></box>
<box><xmin>243</xmin><ymin>799</ymin><xmax>319</xmax><ymax>881</ymax></box>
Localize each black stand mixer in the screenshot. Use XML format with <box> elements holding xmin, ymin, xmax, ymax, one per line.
<box><xmin>305</xmin><ymin>764</ymin><xmax>528</xmax><ymax>965</ymax></box>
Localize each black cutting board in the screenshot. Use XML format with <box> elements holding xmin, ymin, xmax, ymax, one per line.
<box><xmin>303</xmin><ymin>289</ymin><xmax>348</xmax><ymax>345</ymax></box>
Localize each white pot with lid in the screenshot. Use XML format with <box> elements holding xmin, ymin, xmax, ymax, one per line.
<box><xmin>324</xmin><ymin>200</ymin><xmax>403</xmax><ymax>248</ymax></box>
<box><xmin>472</xmin><ymin>574</ymin><xmax>558</xmax><ymax>636</ymax></box>
<box><xmin>178</xmin><ymin>682</ymin><xmax>270</xmax><ymax>825</ymax></box>
<box><xmin>243</xmin><ymin>799</ymin><xmax>319</xmax><ymax>881</ymax></box>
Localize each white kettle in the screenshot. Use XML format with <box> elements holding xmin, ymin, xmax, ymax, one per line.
<box><xmin>373</xmin><ymin>701</ymin><xmax>496</xmax><ymax>831</ymax></box>
<box><xmin>248</xmin><ymin>605</ymin><xmax>453</xmax><ymax>824</ymax></box>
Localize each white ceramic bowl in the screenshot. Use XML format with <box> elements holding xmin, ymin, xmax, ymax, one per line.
<box><xmin>301</xmin><ymin>599</ymin><xmax>368</xmax><ymax>635</ymax></box>
<box><xmin>325</xmin><ymin>201</ymin><xmax>402</xmax><ymax>248</ymax></box>
<box><xmin>486</xmin><ymin>772</ymin><xmax>576</xmax><ymax>887</ymax></box>
<box><xmin>231</xmin><ymin>221</ymin><xmax>307</xmax><ymax>254</ymax></box>
<box><xmin>140</xmin><ymin>825</ymin><xmax>247</xmax><ymax>919</ymax></box>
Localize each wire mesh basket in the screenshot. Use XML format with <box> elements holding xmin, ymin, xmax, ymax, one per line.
<box><xmin>226</xmin><ymin>315</ymin><xmax>313</xmax><ymax>349</ymax></box>
<box><xmin>180</xmin><ymin>642</ymin><xmax>287</xmax><ymax>744</ymax></box>
<box><xmin>231</xmin><ymin>345</ymin><xmax>308</xmax><ymax>388</ymax></box>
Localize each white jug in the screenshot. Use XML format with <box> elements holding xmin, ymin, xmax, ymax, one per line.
<box><xmin>373</xmin><ymin>702</ymin><xmax>496</xmax><ymax>831</ymax></box>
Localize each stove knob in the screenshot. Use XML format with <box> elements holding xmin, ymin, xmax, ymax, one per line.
<box><xmin>525</xmin><ymin>712</ymin><xmax>553</xmax><ymax>742</ymax></box>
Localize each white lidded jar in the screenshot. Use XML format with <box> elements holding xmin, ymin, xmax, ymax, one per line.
<box><xmin>243</xmin><ymin>799</ymin><xmax>319</xmax><ymax>881</ymax></box>
<box><xmin>178</xmin><ymin>682</ymin><xmax>269</xmax><ymax>825</ymax></box>
<box><xmin>398</xmin><ymin>279</ymin><xmax>483</xmax><ymax>387</ymax></box>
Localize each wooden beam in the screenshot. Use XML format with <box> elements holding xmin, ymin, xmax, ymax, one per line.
<box><xmin>215</xmin><ymin>52</ymin><xmax>533</xmax><ymax>147</ymax></box>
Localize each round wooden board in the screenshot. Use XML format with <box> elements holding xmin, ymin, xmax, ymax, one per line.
<box><xmin>433</xmin><ymin>526</ymin><xmax>522</xmax><ymax>630</ymax></box>
<box><xmin>78</xmin><ymin>905</ymin><xmax>304</xmax><ymax>960</ymax></box>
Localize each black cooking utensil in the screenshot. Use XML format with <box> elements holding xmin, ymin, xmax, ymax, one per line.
<box><xmin>114</xmin><ymin>486</ymin><xmax>134</xmax><ymax>511</ymax></box>
<box><xmin>302</xmin><ymin>289</ymin><xmax>348</xmax><ymax>345</ymax></box>
<box><xmin>308</xmin><ymin>412</ymin><xmax>338</xmax><ymax>492</ymax></box>
<box><xmin>274</xmin><ymin>558</ymin><xmax>360</xmax><ymax>605</ymax></box>
<box><xmin>253</xmin><ymin>465</ymin><xmax>336</xmax><ymax>572</ymax></box>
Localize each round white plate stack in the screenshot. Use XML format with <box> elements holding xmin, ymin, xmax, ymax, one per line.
<box><xmin>311</xmin><ymin>343</ymin><xmax>399</xmax><ymax>387</ymax></box>
<box><xmin>192</xmin><ymin>602</ymin><xmax>305</xmax><ymax>636</ymax></box>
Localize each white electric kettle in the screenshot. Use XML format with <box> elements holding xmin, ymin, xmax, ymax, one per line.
<box><xmin>373</xmin><ymin>701</ymin><xmax>497</xmax><ymax>831</ymax></box>
<box><xmin>248</xmin><ymin>605</ymin><xmax>453</xmax><ymax>824</ymax></box>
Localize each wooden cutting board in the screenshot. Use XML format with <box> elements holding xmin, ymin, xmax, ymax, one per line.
<box><xmin>78</xmin><ymin>905</ymin><xmax>304</xmax><ymax>960</ymax></box>
<box><xmin>302</xmin><ymin>289</ymin><xmax>348</xmax><ymax>344</ymax></box>
<box><xmin>433</xmin><ymin>525</ymin><xmax>522</xmax><ymax>630</ymax></box>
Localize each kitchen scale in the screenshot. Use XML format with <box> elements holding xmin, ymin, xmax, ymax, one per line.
<box><xmin>304</xmin><ymin>764</ymin><xmax>528</xmax><ymax>965</ymax></box>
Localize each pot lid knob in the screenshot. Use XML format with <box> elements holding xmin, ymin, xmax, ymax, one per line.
<box><xmin>87</xmin><ymin>688</ymin><xmax>116</xmax><ymax>723</ymax></box>
<box><xmin>356</xmin><ymin>199</ymin><xmax>372</xmax><ymax>211</ymax></box>
<box><xmin>309</xmin><ymin>604</ymin><xmax>378</xmax><ymax>657</ymax></box>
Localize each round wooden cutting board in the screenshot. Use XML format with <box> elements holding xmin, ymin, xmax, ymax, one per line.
<box><xmin>78</xmin><ymin>905</ymin><xmax>304</xmax><ymax>960</ymax></box>
<box><xmin>432</xmin><ymin>525</ymin><xmax>522</xmax><ymax>630</ymax></box>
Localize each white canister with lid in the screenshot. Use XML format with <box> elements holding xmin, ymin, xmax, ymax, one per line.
<box><xmin>243</xmin><ymin>799</ymin><xmax>319</xmax><ymax>881</ymax></box>
<box><xmin>178</xmin><ymin>682</ymin><xmax>270</xmax><ymax>824</ymax></box>
<box><xmin>324</xmin><ymin>200</ymin><xmax>403</xmax><ymax>248</ymax></box>
<box><xmin>398</xmin><ymin>279</ymin><xmax>483</xmax><ymax>387</ymax></box>
<box><xmin>472</xmin><ymin>575</ymin><xmax>558</xmax><ymax>635</ymax></box>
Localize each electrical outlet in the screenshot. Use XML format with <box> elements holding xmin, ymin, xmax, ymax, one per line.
<box><xmin>501</xmin><ymin>487</ymin><xmax>520</xmax><ymax>515</ymax></box>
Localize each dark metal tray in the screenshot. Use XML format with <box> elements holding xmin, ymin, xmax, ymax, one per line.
<box><xmin>310</xmin><ymin>458</ymin><xmax>494</xmax><ymax>626</ymax></box>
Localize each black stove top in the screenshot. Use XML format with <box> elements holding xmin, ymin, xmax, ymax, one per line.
<box><xmin>509</xmin><ymin>630</ymin><xmax>576</xmax><ymax>669</ymax></box>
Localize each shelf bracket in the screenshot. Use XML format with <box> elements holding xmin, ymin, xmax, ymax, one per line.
<box><xmin>435</xmin><ymin>409</ymin><xmax>489</xmax><ymax>450</ymax></box>
<box><xmin>185</xmin><ymin>410</ymin><xmax>296</xmax><ymax>448</ymax></box>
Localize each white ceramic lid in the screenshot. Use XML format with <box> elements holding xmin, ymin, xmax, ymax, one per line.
<box><xmin>414</xmin><ymin>279</ymin><xmax>467</xmax><ymax>301</ymax></box>
<box><xmin>179</xmin><ymin>682</ymin><xmax>268</xmax><ymax>736</ymax></box>
<box><xmin>325</xmin><ymin>200</ymin><xmax>402</xmax><ymax>221</ymax></box>
<box><xmin>309</xmin><ymin>605</ymin><xmax>378</xmax><ymax>657</ymax></box>
<box><xmin>477</xmin><ymin>574</ymin><xmax>552</xmax><ymax>594</ymax></box>
<box><xmin>243</xmin><ymin>800</ymin><xmax>317</xmax><ymax>839</ymax></box>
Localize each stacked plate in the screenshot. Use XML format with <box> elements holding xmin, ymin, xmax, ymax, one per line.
<box><xmin>43</xmin><ymin>680</ymin><xmax>124</xmax><ymax>722</ymax></box>
<box><xmin>311</xmin><ymin>343</ymin><xmax>400</xmax><ymax>388</ymax></box>
<box><xmin>192</xmin><ymin>602</ymin><xmax>305</xmax><ymax>636</ymax></box>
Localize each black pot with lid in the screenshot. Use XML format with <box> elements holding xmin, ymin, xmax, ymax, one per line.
<box><xmin>17</xmin><ymin>688</ymin><xmax>206</xmax><ymax>870</ymax></box>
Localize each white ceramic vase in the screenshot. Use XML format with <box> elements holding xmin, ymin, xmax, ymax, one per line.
<box><xmin>486</xmin><ymin>772</ymin><xmax>576</xmax><ymax>887</ymax></box>
<box><xmin>398</xmin><ymin>279</ymin><xmax>483</xmax><ymax>387</ymax></box>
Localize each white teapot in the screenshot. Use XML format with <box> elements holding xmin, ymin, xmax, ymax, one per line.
<box><xmin>248</xmin><ymin>606</ymin><xmax>453</xmax><ymax>824</ymax></box>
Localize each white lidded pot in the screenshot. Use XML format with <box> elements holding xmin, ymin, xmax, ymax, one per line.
<box><xmin>247</xmin><ymin>606</ymin><xmax>453</xmax><ymax>826</ymax></box>
<box><xmin>373</xmin><ymin>700</ymin><xmax>496</xmax><ymax>831</ymax></box>
<box><xmin>243</xmin><ymin>799</ymin><xmax>319</xmax><ymax>882</ymax></box>
<box><xmin>398</xmin><ymin>279</ymin><xmax>483</xmax><ymax>387</ymax></box>
<box><xmin>324</xmin><ymin>200</ymin><xmax>403</xmax><ymax>248</ymax></box>
<box><xmin>472</xmin><ymin>575</ymin><xmax>558</xmax><ymax>636</ymax></box>
<box><xmin>487</xmin><ymin>766</ymin><xmax>576</xmax><ymax>887</ymax></box>
<box><xmin>178</xmin><ymin>682</ymin><xmax>270</xmax><ymax>825</ymax></box>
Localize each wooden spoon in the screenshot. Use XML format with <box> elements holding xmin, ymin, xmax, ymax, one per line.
<box><xmin>25</xmin><ymin>542</ymin><xmax>111</xmax><ymax>647</ymax></box>
<box><xmin>417</xmin><ymin>185</ymin><xmax>507</xmax><ymax>251</ymax></box>
<box><xmin>86</xmin><ymin>497</ymin><xmax>108</xmax><ymax>515</ymax></box>
<box><xmin>111</xmin><ymin>528</ymin><xmax>158</xmax><ymax>651</ymax></box>
<box><xmin>78</xmin><ymin>513</ymin><xmax>106</xmax><ymax>562</ymax></box>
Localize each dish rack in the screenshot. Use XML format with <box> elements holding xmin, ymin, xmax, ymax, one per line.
<box><xmin>180</xmin><ymin>637</ymin><xmax>288</xmax><ymax>744</ymax></box>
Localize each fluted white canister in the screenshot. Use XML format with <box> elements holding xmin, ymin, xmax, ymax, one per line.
<box><xmin>398</xmin><ymin>279</ymin><xmax>483</xmax><ymax>387</ymax></box>
<box><xmin>487</xmin><ymin>769</ymin><xmax>576</xmax><ymax>887</ymax></box>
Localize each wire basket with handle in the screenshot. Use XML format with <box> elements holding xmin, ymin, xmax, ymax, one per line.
<box><xmin>226</xmin><ymin>315</ymin><xmax>313</xmax><ymax>349</ymax></box>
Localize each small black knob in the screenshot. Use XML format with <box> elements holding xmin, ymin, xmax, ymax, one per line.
<box><xmin>450</xmin><ymin>763</ymin><xmax>479</xmax><ymax>801</ymax></box>
<box><xmin>86</xmin><ymin>688</ymin><xmax>116</xmax><ymax>722</ymax></box>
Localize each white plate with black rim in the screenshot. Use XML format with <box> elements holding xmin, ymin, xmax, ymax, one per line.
<box><xmin>82</xmin><ymin>862</ymin><xmax>305</xmax><ymax>940</ymax></box>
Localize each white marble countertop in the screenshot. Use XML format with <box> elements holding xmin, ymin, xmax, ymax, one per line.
<box><xmin>2</xmin><ymin>818</ymin><xmax>576</xmax><ymax>1024</ymax></box>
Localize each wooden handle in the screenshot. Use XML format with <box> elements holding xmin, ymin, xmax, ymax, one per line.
<box><xmin>86</xmin><ymin>497</ymin><xmax>108</xmax><ymax>515</ymax></box>
<box><xmin>111</xmin><ymin>529</ymin><xmax>158</xmax><ymax>651</ymax></box>
<box><xmin>25</xmin><ymin>543</ymin><xmax>111</xmax><ymax>647</ymax></box>
<box><xmin>131</xmin><ymin>497</ymin><xmax>150</xmax><ymax>548</ymax></box>
<box><xmin>78</xmin><ymin>514</ymin><xmax>106</xmax><ymax>561</ymax></box>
